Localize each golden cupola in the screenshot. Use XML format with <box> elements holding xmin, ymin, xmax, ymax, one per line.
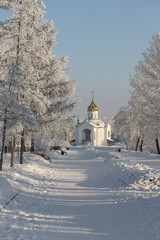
<box><xmin>87</xmin><ymin>92</ymin><xmax>99</xmax><ymax>120</ymax></box>
<box><xmin>88</xmin><ymin>93</ymin><xmax>98</xmax><ymax>112</ymax></box>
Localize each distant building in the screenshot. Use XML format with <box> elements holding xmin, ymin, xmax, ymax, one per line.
<box><xmin>75</xmin><ymin>94</ymin><xmax>111</xmax><ymax>146</ymax></box>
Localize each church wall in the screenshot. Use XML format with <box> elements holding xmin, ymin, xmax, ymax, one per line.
<box><xmin>104</xmin><ymin>123</ymin><xmax>111</xmax><ymax>144</ymax></box>
<box><xmin>107</xmin><ymin>124</ymin><xmax>111</xmax><ymax>140</ymax></box>
<box><xmin>95</xmin><ymin>128</ymin><xmax>105</xmax><ymax>146</ymax></box>
<box><xmin>76</xmin><ymin>123</ymin><xmax>111</xmax><ymax>146</ymax></box>
<box><xmin>75</xmin><ymin>126</ymin><xmax>80</xmax><ymax>145</ymax></box>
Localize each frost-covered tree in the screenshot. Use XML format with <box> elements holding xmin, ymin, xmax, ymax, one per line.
<box><xmin>113</xmin><ymin>102</ymin><xmax>148</xmax><ymax>150</ymax></box>
<box><xmin>0</xmin><ymin>0</ymin><xmax>53</xmax><ymax>117</ymax></box>
<box><xmin>130</xmin><ymin>33</ymin><xmax>160</xmax><ymax>153</ymax></box>
<box><xmin>34</xmin><ymin>116</ymin><xmax>77</xmax><ymax>151</ymax></box>
<box><xmin>51</xmin><ymin>116</ymin><xmax>77</xmax><ymax>147</ymax></box>
<box><xmin>114</xmin><ymin>33</ymin><xmax>160</xmax><ymax>153</ymax></box>
<box><xmin>0</xmin><ymin>0</ymin><xmax>76</xmax><ymax>169</ymax></box>
<box><xmin>0</xmin><ymin>62</ymin><xmax>36</xmax><ymax>170</ymax></box>
<box><xmin>113</xmin><ymin>106</ymin><xmax>134</xmax><ymax>149</ymax></box>
<box><xmin>0</xmin><ymin>1</ymin><xmax>40</xmax><ymax>169</ymax></box>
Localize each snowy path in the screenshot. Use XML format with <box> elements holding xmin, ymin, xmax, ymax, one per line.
<box><xmin>0</xmin><ymin>147</ymin><xmax>160</xmax><ymax>239</ymax></box>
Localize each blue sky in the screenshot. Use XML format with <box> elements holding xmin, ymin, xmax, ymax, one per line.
<box><xmin>1</xmin><ymin>1</ymin><xmax>160</xmax><ymax>119</ymax></box>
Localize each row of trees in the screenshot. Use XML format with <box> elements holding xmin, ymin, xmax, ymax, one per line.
<box><xmin>0</xmin><ymin>0</ymin><xmax>76</xmax><ymax>170</ymax></box>
<box><xmin>113</xmin><ymin>33</ymin><xmax>160</xmax><ymax>153</ymax></box>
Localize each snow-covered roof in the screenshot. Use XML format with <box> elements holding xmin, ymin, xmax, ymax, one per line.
<box><xmin>77</xmin><ymin>119</ymin><xmax>106</xmax><ymax>128</ymax></box>
<box><xmin>88</xmin><ymin>119</ymin><xmax>105</xmax><ymax>128</ymax></box>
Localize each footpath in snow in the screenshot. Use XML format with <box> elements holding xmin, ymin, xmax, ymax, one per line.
<box><xmin>0</xmin><ymin>146</ymin><xmax>160</xmax><ymax>240</ymax></box>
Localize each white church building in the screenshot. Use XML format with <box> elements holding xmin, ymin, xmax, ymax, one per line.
<box><xmin>75</xmin><ymin>95</ymin><xmax>111</xmax><ymax>146</ymax></box>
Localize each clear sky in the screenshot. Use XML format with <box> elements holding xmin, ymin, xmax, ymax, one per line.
<box><xmin>1</xmin><ymin>1</ymin><xmax>160</xmax><ymax>120</ymax></box>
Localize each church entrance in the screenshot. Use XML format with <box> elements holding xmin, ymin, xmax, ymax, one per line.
<box><xmin>82</xmin><ymin>129</ymin><xmax>91</xmax><ymax>144</ymax></box>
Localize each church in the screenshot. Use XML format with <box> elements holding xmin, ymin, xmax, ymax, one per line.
<box><xmin>75</xmin><ymin>94</ymin><xmax>111</xmax><ymax>146</ymax></box>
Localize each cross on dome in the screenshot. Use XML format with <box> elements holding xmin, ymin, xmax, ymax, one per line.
<box><xmin>92</xmin><ymin>90</ymin><xmax>94</xmax><ymax>101</ymax></box>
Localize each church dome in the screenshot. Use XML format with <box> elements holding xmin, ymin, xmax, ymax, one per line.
<box><xmin>88</xmin><ymin>97</ymin><xmax>98</xmax><ymax>112</ymax></box>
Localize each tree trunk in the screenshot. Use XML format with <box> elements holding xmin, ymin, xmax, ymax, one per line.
<box><xmin>4</xmin><ymin>145</ymin><xmax>7</xmax><ymax>153</ymax></box>
<box><xmin>8</xmin><ymin>141</ymin><xmax>12</xmax><ymax>153</ymax></box>
<box><xmin>0</xmin><ymin>110</ymin><xmax>7</xmax><ymax>171</ymax></box>
<box><xmin>10</xmin><ymin>136</ymin><xmax>16</xmax><ymax>167</ymax></box>
<box><xmin>139</xmin><ymin>139</ymin><xmax>143</xmax><ymax>152</ymax></box>
<box><xmin>20</xmin><ymin>131</ymin><xmax>24</xmax><ymax>164</ymax></box>
<box><xmin>30</xmin><ymin>138</ymin><xmax>34</xmax><ymax>152</ymax></box>
<box><xmin>17</xmin><ymin>145</ymin><xmax>20</xmax><ymax>158</ymax></box>
<box><xmin>135</xmin><ymin>136</ymin><xmax>140</xmax><ymax>151</ymax></box>
<box><xmin>155</xmin><ymin>138</ymin><xmax>160</xmax><ymax>154</ymax></box>
<box><xmin>0</xmin><ymin>125</ymin><xmax>6</xmax><ymax>171</ymax></box>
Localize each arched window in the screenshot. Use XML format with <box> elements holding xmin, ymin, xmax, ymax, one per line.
<box><xmin>82</xmin><ymin>129</ymin><xmax>91</xmax><ymax>141</ymax></box>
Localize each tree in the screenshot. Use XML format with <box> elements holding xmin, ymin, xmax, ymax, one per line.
<box><xmin>113</xmin><ymin>103</ymin><xmax>147</xmax><ymax>150</ymax></box>
<box><xmin>129</xmin><ymin>33</ymin><xmax>160</xmax><ymax>152</ymax></box>
<box><xmin>113</xmin><ymin>106</ymin><xmax>135</xmax><ymax>149</ymax></box>
<box><xmin>0</xmin><ymin>0</ymin><xmax>76</xmax><ymax>168</ymax></box>
<box><xmin>0</xmin><ymin>1</ymin><xmax>40</xmax><ymax>168</ymax></box>
<box><xmin>114</xmin><ymin>33</ymin><xmax>160</xmax><ymax>153</ymax></box>
<box><xmin>0</xmin><ymin>63</ymin><xmax>36</xmax><ymax>170</ymax></box>
<box><xmin>34</xmin><ymin>116</ymin><xmax>77</xmax><ymax>151</ymax></box>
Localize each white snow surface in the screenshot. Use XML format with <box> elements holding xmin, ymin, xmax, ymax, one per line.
<box><xmin>0</xmin><ymin>146</ymin><xmax>160</xmax><ymax>240</ymax></box>
<box><xmin>88</xmin><ymin>119</ymin><xmax>105</xmax><ymax>127</ymax></box>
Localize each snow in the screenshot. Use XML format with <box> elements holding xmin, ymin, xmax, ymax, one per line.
<box><xmin>88</xmin><ymin>119</ymin><xmax>105</xmax><ymax>127</ymax></box>
<box><xmin>78</xmin><ymin>119</ymin><xmax>105</xmax><ymax>128</ymax></box>
<box><xmin>0</xmin><ymin>146</ymin><xmax>160</xmax><ymax>239</ymax></box>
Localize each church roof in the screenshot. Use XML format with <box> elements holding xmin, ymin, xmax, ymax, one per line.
<box><xmin>77</xmin><ymin>119</ymin><xmax>105</xmax><ymax>128</ymax></box>
<box><xmin>88</xmin><ymin>119</ymin><xmax>105</xmax><ymax>127</ymax></box>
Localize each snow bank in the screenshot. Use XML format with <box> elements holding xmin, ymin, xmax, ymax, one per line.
<box><xmin>109</xmin><ymin>150</ymin><xmax>160</xmax><ymax>190</ymax></box>
<box><xmin>85</xmin><ymin>147</ymin><xmax>160</xmax><ymax>190</ymax></box>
